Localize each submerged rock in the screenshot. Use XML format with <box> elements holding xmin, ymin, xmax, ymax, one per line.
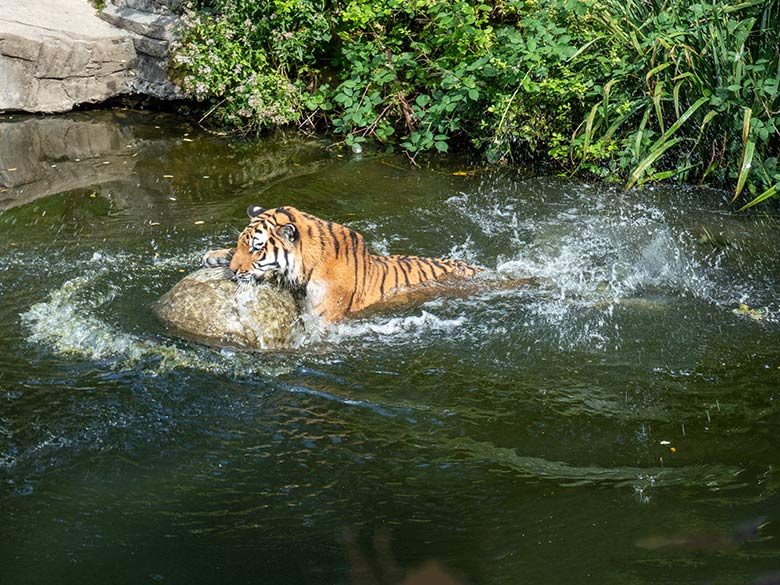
<box><xmin>153</xmin><ymin>267</ymin><xmax>302</xmax><ymax>350</ymax></box>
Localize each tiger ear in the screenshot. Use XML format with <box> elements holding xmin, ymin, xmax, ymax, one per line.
<box><xmin>247</xmin><ymin>205</ymin><xmax>266</xmax><ymax>218</ymax></box>
<box><xmin>279</xmin><ymin>223</ymin><xmax>298</xmax><ymax>243</ymax></box>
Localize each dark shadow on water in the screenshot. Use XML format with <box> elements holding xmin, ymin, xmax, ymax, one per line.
<box><xmin>343</xmin><ymin>529</ymin><xmax>468</xmax><ymax>585</ymax></box>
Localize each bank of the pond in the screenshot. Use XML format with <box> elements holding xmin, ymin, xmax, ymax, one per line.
<box><xmin>174</xmin><ymin>0</ymin><xmax>780</xmax><ymax>209</ymax></box>
<box><xmin>3</xmin><ymin>1</ymin><xmax>777</xmax><ymax>209</ymax></box>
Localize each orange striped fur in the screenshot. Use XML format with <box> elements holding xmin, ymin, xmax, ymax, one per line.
<box><xmin>205</xmin><ymin>205</ymin><xmax>479</xmax><ymax>323</ymax></box>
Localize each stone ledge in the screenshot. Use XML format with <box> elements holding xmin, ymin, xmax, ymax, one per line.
<box><xmin>0</xmin><ymin>2</ymin><xmax>137</xmax><ymax>113</ymax></box>
<box><xmin>98</xmin><ymin>2</ymin><xmax>182</xmax><ymax>100</ymax></box>
<box><xmin>111</xmin><ymin>0</ymin><xmax>183</xmax><ymax>16</ymax></box>
<box><xmin>100</xmin><ymin>3</ymin><xmax>178</xmax><ymax>42</ymax></box>
<box><xmin>0</xmin><ymin>0</ymin><xmax>183</xmax><ymax>112</ymax></box>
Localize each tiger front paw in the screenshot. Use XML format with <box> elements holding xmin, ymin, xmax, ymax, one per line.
<box><xmin>203</xmin><ymin>248</ymin><xmax>234</xmax><ymax>268</ymax></box>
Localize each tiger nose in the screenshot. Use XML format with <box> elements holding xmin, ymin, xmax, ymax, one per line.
<box><xmin>232</xmin><ymin>264</ymin><xmax>253</xmax><ymax>280</ymax></box>
<box><xmin>230</xmin><ymin>258</ymin><xmax>251</xmax><ymax>280</ymax></box>
<box><xmin>229</xmin><ymin>255</ymin><xmax>244</xmax><ymax>274</ymax></box>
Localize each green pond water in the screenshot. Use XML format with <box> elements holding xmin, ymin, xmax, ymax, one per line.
<box><xmin>1</xmin><ymin>110</ymin><xmax>779</xmax><ymax>584</ymax></box>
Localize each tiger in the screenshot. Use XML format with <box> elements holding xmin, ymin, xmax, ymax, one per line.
<box><xmin>204</xmin><ymin>205</ymin><xmax>480</xmax><ymax>324</ymax></box>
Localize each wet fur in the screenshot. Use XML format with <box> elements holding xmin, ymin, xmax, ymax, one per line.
<box><xmin>205</xmin><ymin>206</ymin><xmax>479</xmax><ymax>324</ymax></box>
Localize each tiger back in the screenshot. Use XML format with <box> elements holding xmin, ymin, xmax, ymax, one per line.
<box><xmin>205</xmin><ymin>205</ymin><xmax>479</xmax><ymax>324</ymax></box>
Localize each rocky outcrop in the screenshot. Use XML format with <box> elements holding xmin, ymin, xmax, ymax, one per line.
<box><xmin>99</xmin><ymin>0</ymin><xmax>182</xmax><ymax>101</ymax></box>
<box><xmin>0</xmin><ymin>1</ymin><xmax>137</xmax><ymax>113</ymax></box>
<box><xmin>0</xmin><ymin>0</ymin><xmax>182</xmax><ymax>113</ymax></box>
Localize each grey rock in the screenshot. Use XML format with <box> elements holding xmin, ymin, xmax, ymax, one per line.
<box><xmin>99</xmin><ymin>2</ymin><xmax>182</xmax><ymax>100</ymax></box>
<box><xmin>0</xmin><ymin>2</ymin><xmax>137</xmax><ymax>113</ymax></box>
<box><xmin>0</xmin><ymin>0</ymin><xmax>183</xmax><ymax>113</ymax></box>
<box><xmin>100</xmin><ymin>3</ymin><xmax>178</xmax><ymax>41</ymax></box>
<box><xmin>111</xmin><ymin>0</ymin><xmax>183</xmax><ymax>16</ymax></box>
<box><xmin>153</xmin><ymin>267</ymin><xmax>303</xmax><ymax>350</ymax></box>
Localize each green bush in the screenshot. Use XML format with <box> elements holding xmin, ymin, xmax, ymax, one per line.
<box><xmin>172</xmin><ymin>0</ymin><xmax>780</xmax><ymax>207</ymax></box>
<box><xmin>171</xmin><ymin>0</ymin><xmax>331</xmax><ymax>129</ymax></box>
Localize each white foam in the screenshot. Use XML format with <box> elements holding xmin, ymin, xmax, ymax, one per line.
<box><xmin>447</xmin><ymin>235</ymin><xmax>479</xmax><ymax>265</ymax></box>
<box><xmin>323</xmin><ymin>310</ymin><xmax>466</xmax><ymax>344</ymax></box>
<box><xmin>443</xmin><ymin>188</ymin><xmax>760</xmax><ymax>349</ymax></box>
<box><xmin>16</xmin><ymin>187</ymin><xmax>780</xmax><ymax>367</ymax></box>
<box><xmin>20</xmin><ymin>269</ymin><xmax>292</xmax><ymax>377</ymax></box>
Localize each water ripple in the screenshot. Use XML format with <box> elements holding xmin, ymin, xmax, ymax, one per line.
<box><xmin>451</xmin><ymin>437</ymin><xmax>747</xmax><ymax>492</ymax></box>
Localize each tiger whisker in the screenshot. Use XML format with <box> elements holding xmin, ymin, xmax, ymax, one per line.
<box><xmin>233</xmin><ymin>279</ymin><xmax>258</xmax><ymax>300</ymax></box>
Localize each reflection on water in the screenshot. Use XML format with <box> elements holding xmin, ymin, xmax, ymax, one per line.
<box><xmin>636</xmin><ymin>517</ymin><xmax>767</xmax><ymax>551</ymax></box>
<box><xmin>0</xmin><ymin>113</ymin><xmax>140</xmax><ymax>210</ymax></box>
<box><xmin>1</xmin><ymin>110</ymin><xmax>780</xmax><ymax>585</ymax></box>
<box><xmin>0</xmin><ymin>110</ymin><xmax>330</xmax><ymax>218</ymax></box>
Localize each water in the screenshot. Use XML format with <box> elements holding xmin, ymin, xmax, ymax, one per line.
<box><xmin>1</xmin><ymin>110</ymin><xmax>779</xmax><ymax>584</ymax></box>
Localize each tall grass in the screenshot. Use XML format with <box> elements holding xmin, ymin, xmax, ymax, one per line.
<box><xmin>579</xmin><ymin>0</ymin><xmax>779</xmax><ymax>208</ymax></box>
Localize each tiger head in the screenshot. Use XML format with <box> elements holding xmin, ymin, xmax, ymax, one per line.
<box><xmin>229</xmin><ymin>205</ymin><xmax>308</xmax><ymax>288</ymax></box>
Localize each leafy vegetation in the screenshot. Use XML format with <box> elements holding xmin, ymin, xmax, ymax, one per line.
<box><xmin>172</xmin><ymin>0</ymin><xmax>780</xmax><ymax>207</ymax></box>
<box><xmin>577</xmin><ymin>0</ymin><xmax>780</xmax><ymax>209</ymax></box>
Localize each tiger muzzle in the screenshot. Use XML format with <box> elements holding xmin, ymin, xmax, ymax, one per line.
<box><xmin>233</xmin><ymin>270</ymin><xmax>256</xmax><ymax>283</ymax></box>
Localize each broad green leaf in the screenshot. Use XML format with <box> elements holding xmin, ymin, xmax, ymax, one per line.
<box><xmin>640</xmin><ymin>167</ymin><xmax>692</xmax><ymax>185</ymax></box>
<box><xmin>741</xmin><ymin>107</ymin><xmax>752</xmax><ymax>146</ymax></box>
<box><xmin>645</xmin><ymin>62</ymin><xmax>672</xmax><ymax>83</ymax></box>
<box><xmin>648</xmin><ymin>96</ymin><xmax>709</xmax><ymax>153</ymax></box>
<box><xmin>627</xmin><ymin>137</ymin><xmax>682</xmax><ymax>190</ymax></box>
<box><xmin>581</xmin><ymin>103</ymin><xmax>599</xmax><ymax>163</ymax></box>
<box><xmin>653</xmin><ymin>80</ymin><xmax>665</xmax><ymax>134</ymax></box>
<box><xmin>634</xmin><ymin>108</ymin><xmax>651</xmax><ymax>160</ymax></box>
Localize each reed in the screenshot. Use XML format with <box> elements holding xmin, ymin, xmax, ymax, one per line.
<box><xmin>580</xmin><ymin>0</ymin><xmax>779</xmax><ymax>207</ymax></box>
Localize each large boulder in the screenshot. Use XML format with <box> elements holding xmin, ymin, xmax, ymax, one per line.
<box><xmin>153</xmin><ymin>267</ymin><xmax>303</xmax><ymax>350</ymax></box>
<box><xmin>99</xmin><ymin>0</ymin><xmax>183</xmax><ymax>101</ymax></box>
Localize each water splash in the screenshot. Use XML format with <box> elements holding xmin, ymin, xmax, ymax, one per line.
<box><xmin>20</xmin><ymin>267</ymin><xmax>293</xmax><ymax>378</ymax></box>
<box><xmin>493</xmin><ymin>202</ymin><xmax>710</xmax><ymax>302</ymax></box>
<box><xmin>321</xmin><ymin>310</ymin><xmax>466</xmax><ymax>345</ymax></box>
<box><xmin>16</xmin><ymin>180</ymin><xmax>780</xmax><ymax>366</ymax></box>
<box><xmin>444</xmin><ymin>184</ymin><xmax>779</xmax><ymax>349</ymax></box>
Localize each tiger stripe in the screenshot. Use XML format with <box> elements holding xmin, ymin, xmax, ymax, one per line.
<box><xmin>215</xmin><ymin>205</ymin><xmax>479</xmax><ymax>324</ymax></box>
